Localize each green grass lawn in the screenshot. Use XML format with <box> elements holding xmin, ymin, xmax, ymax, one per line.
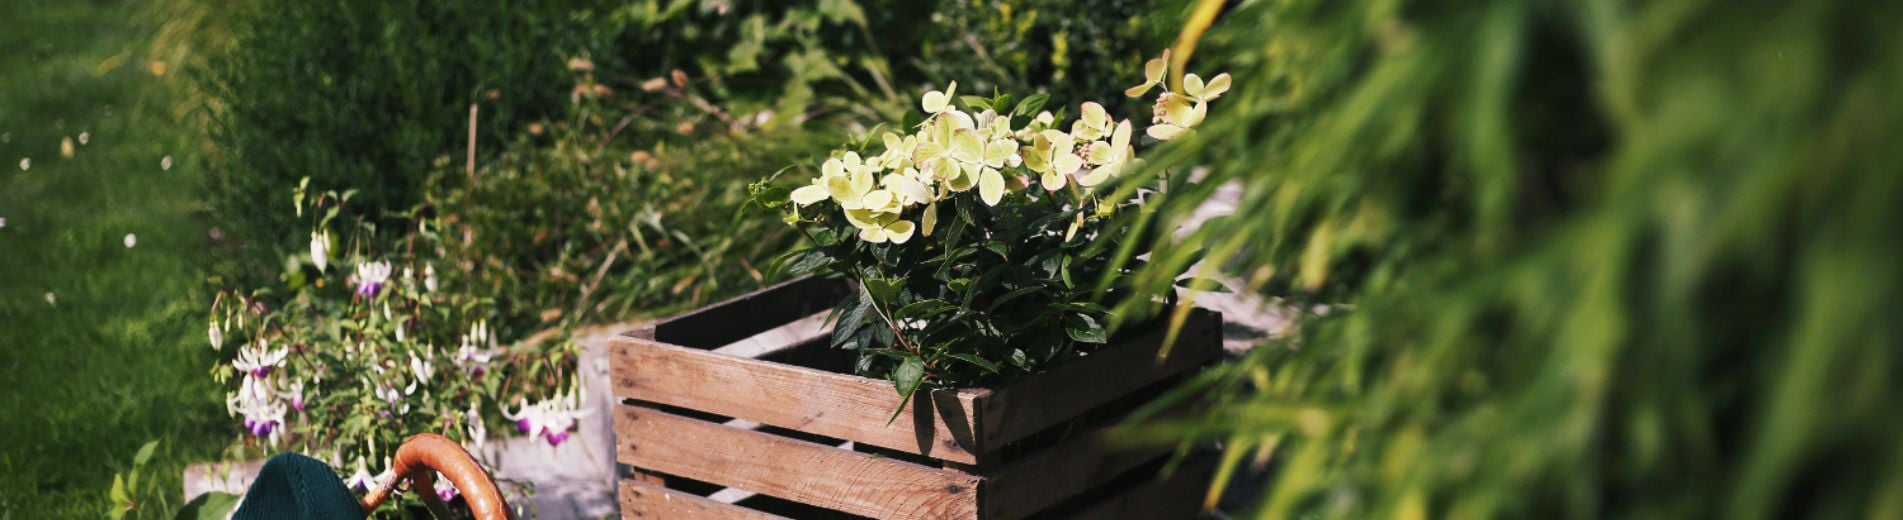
<box><xmin>0</xmin><ymin>0</ymin><xmax>227</xmax><ymax>516</ymax></box>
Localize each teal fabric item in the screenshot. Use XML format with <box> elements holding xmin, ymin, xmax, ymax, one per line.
<box><xmin>231</xmin><ymin>453</ymin><xmax>367</xmax><ymax>520</ymax></box>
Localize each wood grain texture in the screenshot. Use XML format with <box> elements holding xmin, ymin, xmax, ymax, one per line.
<box><xmin>1063</xmin><ymin>455</ymin><xmax>1218</xmax><ymax>520</ymax></box>
<box><xmin>650</xmin><ymin>276</ymin><xmax>848</xmax><ymax>348</ymax></box>
<box><xmin>618</xmin><ymin>479</ymin><xmax>789</xmax><ymax>520</ymax></box>
<box><xmin>616</xmin><ymin>405</ymin><xmax>982</xmax><ymax>520</ymax></box>
<box><xmin>612</xmin><ymin>337</ymin><xmax>991</xmax><ymax>464</ymax></box>
<box><xmin>979</xmin><ymin>417</ymin><xmax>1178</xmax><ymax>520</ymax></box>
<box><xmin>975</xmin><ymin>311</ymin><xmax>1223</xmax><ymax>451</ymax></box>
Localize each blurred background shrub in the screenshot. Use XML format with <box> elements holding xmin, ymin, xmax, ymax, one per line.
<box><xmin>205</xmin><ymin>0</ymin><xmax>625</xmax><ymax>269</ymax></box>
<box><xmin>1120</xmin><ymin>0</ymin><xmax>1903</xmax><ymax>517</ymax></box>
<box><xmin>424</xmin><ymin>86</ymin><xmax>831</xmax><ymax>338</ymax></box>
<box><xmin>911</xmin><ymin>0</ymin><xmax>1167</xmax><ymax>114</ymax></box>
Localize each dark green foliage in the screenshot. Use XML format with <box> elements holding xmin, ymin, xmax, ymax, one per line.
<box><xmin>1118</xmin><ymin>0</ymin><xmax>1903</xmax><ymax>517</ymax></box>
<box><xmin>757</xmin><ymin>92</ymin><xmax>1174</xmax><ymax>398</ymax></box>
<box><xmin>427</xmin><ymin>95</ymin><xmax>831</xmax><ymax>336</ymax></box>
<box><xmin>915</xmin><ymin>0</ymin><xmax>1169</xmax><ymax>114</ymax></box>
<box><xmin>205</xmin><ymin>0</ymin><xmax>623</xmax><ymax>265</ymax></box>
<box><xmin>596</xmin><ymin>0</ymin><xmax>927</xmax><ymax>121</ymax></box>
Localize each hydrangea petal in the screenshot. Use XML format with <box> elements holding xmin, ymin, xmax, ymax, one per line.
<box><xmin>978</xmin><ymin>168</ymin><xmax>1006</xmax><ymax>206</ymax></box>
<box><xmin>791</xmin><ymin>185</ymin><xmax>829</xmax><ymax>205</ymax></box>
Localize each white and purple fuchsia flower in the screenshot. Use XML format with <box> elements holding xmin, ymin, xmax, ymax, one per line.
<box><xmin>455</xmin><ymin>321</ymin><xmax>497</xmax><ymax>377</ymax></box>
<box><xmin>232</xmin><ymin>339</ymin><xmax>287</xmax><ymax>378</ymax></box>
<box><xmin>404</xmin><ymin>349</ymin><xmax>437</xmax><ymax>395</ymax></box>
<box><xmin>502</xmin><ymin>389</ymin><xmax>590</xmax><ymax>447</ymax></box>
<box><xmin>227</xmin><ymin>373</ymin><xmax>287</xmax><ymax>443</ymax></box>
<box><xmin>355</xmin><ymin>260</ymin><xmax>393</xmax><ymax>298</ymax></box>
<box><xmin>283</xmin><ymin>379</ymin><xmax>310</xmax><ymax>412</ymax></box>
<box><xmin>343</xmin><ymin>457</ymin><xmax>391</xmax><ymax>493</ymax></box>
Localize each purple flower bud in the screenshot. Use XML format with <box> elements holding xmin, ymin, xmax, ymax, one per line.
<box><xmin>292</xmin><ymin>397</ymin><xmax>305</xmax><ymax>411</ymax></box>
<box><xmin>545</xmin><ymin>430</ymin><xmax>569</xmax><ymax>447</ymax></box>
<box><xmin>517</xmin><ymin>419</ymin><xmax>532</xmax><ymax>432</ymax></box>
<box><xmin>356</xmin><ymin>282</ymin><xmax>384</xmax><ymax>298</ymax></box>
<box><xmin>437</xmin><ymin>486</ymin><xmax>459</xmax><ymax>502</ymax></box>
<box><xmin>250</xmin><ymin>420</ymin><xmax>276</xmax><ymax>437</ymax></box>
<box><xmin>249</xmin><ymin>365</ymin><xmax>273</xmax><ymax>378</ymax></box>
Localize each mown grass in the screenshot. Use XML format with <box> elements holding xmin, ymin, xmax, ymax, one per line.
<box><xmin>0</xmin><ymin>0</ymin><xmax>227</xmax><ymax>516</ymax></box>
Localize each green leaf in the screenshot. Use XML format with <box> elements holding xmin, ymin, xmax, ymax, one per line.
<box><xmin>988</xmin><ymin>285</ymin><xmax>1047</xmax><ymax>311</ymax></box>
<box><xmin>863</xmin><ymin>277</ymin><xmax>903</xmax><ymax>303</ymax></box>
<box><xmin>1065</xmin><ymin>313</ymin><xmax>1107</xmax><ymax>343</ymax></box>
<box><xmin>132</xmin><ymin>440</ymin><xmax>159</xmax><ymax>467</ymax></box>
<box><xmin>833</xmin><ymin>290</ymin><xmax>872</xmax><ymax>348</ymax></box>
<box><xmin>945</xmin><ymin>353</ymin><xmax>1001</xmax><ymax>374</ymax></box>
<box><xmin>959</xmin><ymin>95</ymin><xmax>993</xmax><ymax>111</ymax></box>
<box><xmin>1007</xmin><ymin>348</ymin><xmax>1032</xmax><ymax>370</ymax></box>
<box><xmin>110</xmin><ymin>473</ymin><xmax>130</xmax><ymax>505</ymax></box>
<box><xmin>896</xmin><ymin>299</ymin><xmax>954</xmax><ymax>319</ymax></box>
<box><xmin>785</xmin><ymin>248</ymin><xmax>833</xmax><ymax>275</ymax></box>
<box><xmin>1013</xmin><ymin>93</ymin><xmax>1050</xmax><ymax>117</ymax></box>
<box><xmin>887</xmin><ymin>355</ymin><xmax>926</xmax><ymax>425</ymax></box>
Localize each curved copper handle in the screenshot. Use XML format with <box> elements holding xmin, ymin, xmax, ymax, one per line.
<box><xmin>361</xmin><ymin>433</ymin><xmax>512</xmax><ymax>520</ymax></box>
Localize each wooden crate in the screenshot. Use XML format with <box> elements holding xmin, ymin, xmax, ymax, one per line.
<box><xmin>610</xmin><ymin>276</ymin><xmax>1224</xmax><ymax>519</ymax></box>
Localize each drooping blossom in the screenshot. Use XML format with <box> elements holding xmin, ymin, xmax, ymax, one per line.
<box><xmin>465</xmin><ymin>405</ymin><xmax>488</xmax><ymax>452</ymax></box>
<box><xmin>455</xmin><ymin>321</ymin><xmax>496</xmax><ymax>376</ymax></box>
<box><xmin>423</xmin><ymin>263</ymin><xmax>439</xmax><ymax>293</ymax></box>
<box><xmin>502</xmin><ymin>389</ymin><xmax>589</xmax><ymax>447</ymax></box>
<box><xmin>356</xmin><ymin>260</ymin><xmax>393</xmax><ymax>297</ymax></box>
<box><xmin>233</xmin><ymin>339</ymin><xmax>288</xmax><ymax>378</ymax></box>
<box><xmin>435</xmin><ymin>477</ymin><xmax>460</xmax><ymax>502</ymax></box>
<box><xmin>343</xmin><ymin>458</ymin><xmax>388</xmax><ymax>493</ymax></box>
<box><xmin>309</xmin><ymin>230</ymin><xmax>329</xmax><ymax>272</ymax></box>
<box><xmin>282</xmin><ymin>379</ymin><xmax>310</xmax><ymax>411</ymax></box>
<box><xmin>160</xmin><ymin>155</ymin><xmax>173</xmax><ymax>171</ymax></box>
<box><xmin>375</xmin><ymin>381</ymin><xmax>411</xmax><ymax>416</ymax></box>
<box><xmin>404</xmin><ymin>349</ymin><xmax>437</xmax><ymax>395</ymax></box>
<box><xmin>123</xmin><ymin>233</ymin><xmax>137</xmax><ymax>248</ymax></box>
<box><xmin>208</xmin><ymin>322</ymin><xmax>223</xmax><ymax>349</ymax></box>
<box><xmin>227</xmin><ymin>375</ymin><xmax>286</xmax><ymax>443</ymax></box>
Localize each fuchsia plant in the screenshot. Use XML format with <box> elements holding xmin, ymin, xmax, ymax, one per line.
<box><xmin>208</xmin><ymin>179</ymin><xmax>583</xmax><ymax>507</ymax></box>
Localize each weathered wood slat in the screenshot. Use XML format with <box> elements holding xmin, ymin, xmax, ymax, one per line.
<box><xmin>618</xmin><ymin>479</ymin><xmax>789</xmax><ymax>520</ymax></box>
<box><xmin>612</xmin><ymin>337</ymin><xmax>991</xmax><ymax>464</ymax></box>
<box><xmin>979</xmin><ymin>413</ymin><xmax>1182</xmax><ymax>520</ymax></box>
<box><xmin>976</xmin><ymin>311</ymin><xmax>1222</xmax><ymax>451</ymax></box>
<box><xmin>648</xmin><ymin>276</ymin><xmax>848</xmax><ymax>348</ymax></box>
<box><xmin>1063</xmin><ymin>456</ymin><xmax>1218</xmax><ymax>520</ymax></box>
<box><xmin>616</xmin><ymin>405</ymin><xmax>982</xmax><ymax>520</ymax></box>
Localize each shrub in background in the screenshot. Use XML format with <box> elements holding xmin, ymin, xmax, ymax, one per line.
<box><xmin>205</xmin><ymin>0</ymin><xmax>624</xmax><ymax>265</ymax></box>
<box><xmin>1120</xmin><ymin>0</ymin><xmax>1903</xmax><ymax>517</ymax></box>
<box><xmin>913</xmin><ymin>0</ymin><xmax>1168</xmax><ymax>115</ymax></box>
<box><xmin>425</xmin><ymin>77</ymin><xmax>831</xmax><ymax>337</ymax></box>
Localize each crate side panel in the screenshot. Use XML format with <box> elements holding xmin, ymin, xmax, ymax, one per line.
<box><xmin>978</xmin><ymin>400</ymin><xmax>1196</xmax><ymax>520</ymax></box>
<box><xmin>616</xmin><ymin>405</ymin><xmax>982</xmax><ymax>520</ymax></box>
<box><xmin>651</xmin><ymin>276</ymin><xmax>849</xmax><ymax>348</ymax></box>
<box><xmin>611</xmin><ymin>337</ymin><xmax>987</xmax><ymax>464</ymax></box>
<box><xmin>619</xmin><ymin>479</ymin><xmax>789</xmax><ymax>520</ymax></box>
<box><xmin>978</xmin><ymin>311</ymin><xmax>1223</xmax><ymax>451</ymax></box>
<box><xmin>1058</xmin><ymin>455</ymin><xmax>1217</xmax><ymax>520</ymax></box>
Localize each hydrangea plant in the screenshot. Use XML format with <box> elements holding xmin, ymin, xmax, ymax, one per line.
<box><xmin>208</xmin><ymin>180</ymin><xmax>582</xmax><ymax>507</ymax></box>
<box><xmin>755</xmin><ymin>51</ymin><xmax>1229</xmax><ymax>409</ymax></box>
